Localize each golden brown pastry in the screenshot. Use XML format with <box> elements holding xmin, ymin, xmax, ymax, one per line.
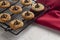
<box><xmin>0</xmin><ymin>1</ymin><xmax>10</xmax><ymax>8</ymax></box>
<box><xmin>0</xmin><ymin>13</ymin><xmax>11</xmax><ymax>23</ymax></box>
<box><xmin>22</xmin><ymin>11</ymin><xmax>35</xmax><ymax>20</ymax></box>
<box><xmin>9</xmin><ymin>19</ymin><xmax>24</xmax><ymax>30</ymax></box>
<box><xmin>31</xmin><ymin>3</ymin><xmax>44</xmax><ymax>12</ymax></box>
<box><xmin>20</xmin><ymin>0</ymin><xmax>32</xmax><ymax>6</ymax></box>
<box><xmin>9</xmin><ymin>5</ymin><xmax>22</xmax><ymax>14</ymax></box>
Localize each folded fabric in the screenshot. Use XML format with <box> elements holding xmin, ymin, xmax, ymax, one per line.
<box><xmin>35</xmin><ymin>0</ymin><xmax>60</xmax><ymax>31</ymax></box>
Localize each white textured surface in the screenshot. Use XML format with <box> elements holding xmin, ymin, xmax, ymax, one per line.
<box><xmin>0</xmin><ymin>23</ymin><xmax>60</xmax><ymax>40</ymax></box>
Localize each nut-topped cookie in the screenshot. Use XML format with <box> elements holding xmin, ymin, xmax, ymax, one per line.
<box><xmin>20</xmin><ymin>0</ymin><xmax>32</xmax><ymax>6</ymax></box>
<box><xmin>31</xmin><ymin>3</ymin><xmax>45</xmax><ymax>12</ymax></box>
<box><xmin>9</xmin><ymin>19</ymin><xmax>24</xmax><ymax>30</ymax></box>
<box><xmin>22</xmin><ymin>11</ymin><xmax>35</xmax><ymax>20</ymax></box>
<box><xmin>0</xmin><ymin>1</ymin><xmax>10</xmax><ymax>8</ymax></box>
<box><xmin>9</xmin><ymin>5</ymin><xmax>22</xmax><ymax>14</ymax></box>
<box><xmin>0</xmin><ymin>13</ymin><xmax>11</xmax><ymax>23</ymax></box>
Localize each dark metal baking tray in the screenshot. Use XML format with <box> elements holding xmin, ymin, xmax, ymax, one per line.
<box><xmin>0</xmin><ymin>0</ymin><xmax>50</xmax><ymax>35</ymax></box>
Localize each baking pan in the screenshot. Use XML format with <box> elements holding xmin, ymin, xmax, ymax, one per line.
<box><xmin>0</xmin><ymin>0</ymin><xmax>50</xmax><ymax>35</ymax></box>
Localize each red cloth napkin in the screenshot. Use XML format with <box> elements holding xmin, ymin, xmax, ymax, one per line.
<box><xmin>35</xmin><ymin>0</ymin><xmax>60</xmax><ymax>31</ymax></box>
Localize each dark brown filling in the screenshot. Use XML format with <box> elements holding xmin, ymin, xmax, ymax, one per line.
<box><xmin>25</xmin><ymin>11</ymin><xmax>30</xmax><ymax>16</ymax></box>
<box><xmin>14</xmin><ymin>20</ymin><xmax>20</xmax><ymax>25</ymax></box>
<box><xmin>2</xmin><ymin>1</ymin><xmax>6</xmax><ymax>5</ymax></box>
<box><xmin>13</xmin><ymin>6</ymin><xmax>19</xmax><ymax>10</ymax></box>
<box><xmin>1</xmin><ymin>14</ymin><xmax>7</xmax><ymax>18</ymax></box>
<box><xmin>24</xmin><ymin>0</ymin><xmax>29</xmax><ymax>3</ymax></box>
<box><xmin>35</xmin><ymin>3</ymin><xmax>40</xmax><ymax>8</ymax></box>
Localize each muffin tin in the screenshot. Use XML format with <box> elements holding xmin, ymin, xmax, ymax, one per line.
<box><xmin>0</xmin><ymin>0</ymin><xmax>50</xmax><ymax>35</ymax></box>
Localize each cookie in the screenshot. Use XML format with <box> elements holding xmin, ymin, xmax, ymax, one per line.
<box><xmin>9</xmin><ymin>5</ymin><xmax>22</xmax><ymax>14</ymax></box>
<box><xmin>22</xmin><ymin>11</ymin><xmax>35</xmax><ymax>20</ymax></box>
<box><xmin>0</xmin><ymin>13</ymin><xmax>11</xmax><ymax>23</ymax></box>
<box><xmin>20</xmin><ymin>0</ymin><xmax>32</xmax><ymax>6</ymax></box>
<box><xmin>31</xmin><ymin>3</ymin><xmax>44</xmax><ymax>12</ymax></box>
<box><xmin>0</xmin><ymin>1</ymin><xmax>10</xmax><ymax>8</ymax></box>
<box><xmin>9</xmin><ymin>19</ymin><xmax>24</xmax><ymax>30</ymax></box>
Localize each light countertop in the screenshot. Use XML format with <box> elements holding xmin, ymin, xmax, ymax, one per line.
<box><xmin>0</xmin><ymin>23</ymin><xmax>60</xmax><ymax>40</ymax></box>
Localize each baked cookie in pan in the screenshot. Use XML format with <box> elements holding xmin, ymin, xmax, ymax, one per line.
<box><xmin>9</xmin><ymin>5</ymin><xmax>22</xmax><ymax>14</ymax></box>
<box><xmin>31</xmin><ymin>3</ymin><xmax>45</xmax><ymax>12</ymax></box>
<box><xmin>20</xmin><ymin>0</ymin><xmax>32</xmax><ymax>6</ymax></box>
<box><xmin>0</xmin><ymin>1</ymin><xmax>10</xmax><ymax>8</ymax></box>
<box><xmin>22</xmin><ymin>11</ymin><xmax>35</xmax><ymax>20</ymax></box>
<box><xmin>9</xmin><ymin>19</ymin><xmax>24</xmax><ymax>30</ymax></box>
<box><xmin>0</xmin><ymin>13</ymin><xmax>11</xmax><ymax>23</ymax></box>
